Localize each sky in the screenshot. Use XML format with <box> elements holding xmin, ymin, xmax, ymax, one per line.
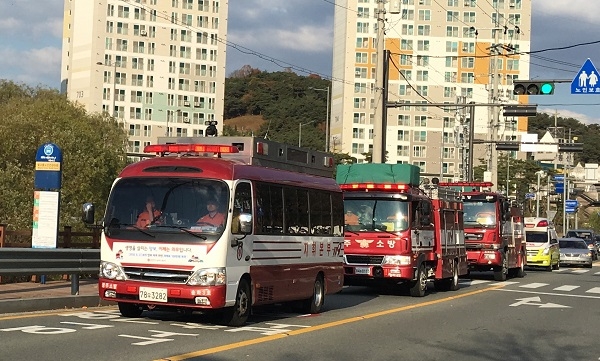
<box><xmin>1</xmin><ymin>0</ymin><xmax>599</xmax><ymax>123</ymax></box>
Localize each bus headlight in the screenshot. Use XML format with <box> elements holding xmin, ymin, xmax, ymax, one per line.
<box><xmin>382</xmin><ymin>255</ymin><xmax>412</xmax><ymax>266</ymax></box>
<box><xmin>100</xmin><ymin>261</ymin><xmax>127</xmax><ymax>280</ymax></box>
<box><xmin>188</xmin><ymin>268</ymin><xmax>226</xmax><ymax>286</ymax></box>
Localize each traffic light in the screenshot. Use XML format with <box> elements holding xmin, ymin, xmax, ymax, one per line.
<box><xmin>513</xmin><ymin>81</ymin><xmax>555</xmax><ymax>95</ymax></box>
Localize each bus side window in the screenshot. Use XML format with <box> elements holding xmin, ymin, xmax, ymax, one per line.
<box><xmin>233</xmin><ymin>182</ymin><xmax>252</xmax><ymax>234</ymax></box>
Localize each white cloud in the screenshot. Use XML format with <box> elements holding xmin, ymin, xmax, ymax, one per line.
<box><xmin>0</xmin><ymin>47</ymin><xmax>61</xmax><ymax>87</ymax></box>
<box><xmin>533</xmin><ymin>0</ymin><xmax>600</xmax><ymax>23</ymax></box>
<box><xmin>538</xmin><ymin>108</ymin><xmax>600</xmax><ymax>125</ymax></box>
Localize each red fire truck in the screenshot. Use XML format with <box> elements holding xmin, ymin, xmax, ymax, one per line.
<box><xmin>439</xmin><ymin>182</ymin><xmax>526</xmax><ymax>281</ymax></box>
<box><xmin>336</xmin><ymin>164</ymin><xmax>468</xmax><ymax>297</ymax></box>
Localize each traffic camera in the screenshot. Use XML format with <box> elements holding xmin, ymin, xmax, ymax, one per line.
<box><xmin>205</xmin><ymin>120</ymin><xmax>218</xmax><ymax>137</ymax></box>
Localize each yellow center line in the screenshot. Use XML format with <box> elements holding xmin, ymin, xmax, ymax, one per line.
<box><xmin>156</xmin><ymin>284</ymin><xmax>505</xmax><ymax>361</ymax></box>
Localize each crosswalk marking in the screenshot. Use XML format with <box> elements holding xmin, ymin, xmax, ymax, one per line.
<box><xmin>553</xmin><ymin>285</ymin><xmax>579</xmax><ymax>291</ymax></box>
<box><xmin>458</xmin><ymin>279</ymin><xmax>490</xmax><ymax>285</ymax></box>
<box><xmin>586</xmin><ymin>287</ymin><xmax>600</xmax><ymax>294</ymax></box>
<box><xmin>552</xmin><ymin>269</ymin><xmax>568</xmax><ymax>272</ymax></box>
<box><xmin>519</xmin><ymin>283</ymin><xmax>548</xmax><ymax>289</ymax></box>
<box><xmin>594</xmin><ymin>272</ymin><xmax>600</xmax><ymax>275</ymax></box>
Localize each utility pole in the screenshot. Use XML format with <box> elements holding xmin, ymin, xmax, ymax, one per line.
<box><xmin>488</xmin><ymin>12</ymin><xmax>501</xmax><ymax>192</ymax></box>
<box><xmin>371</xmin><ymin>0</ymin><xmax>385</xmax><ymax>164</ymax></box>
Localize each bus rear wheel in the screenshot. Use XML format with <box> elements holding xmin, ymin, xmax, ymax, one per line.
<box><xmin>301</xmin><ymin>275</ymin><xmax>325</xmax><ymax>314</ymax></box>
<box><xmin>220</xmin><ymin>279</ymin><xmax>251</xmax><ymax>327</ymax></box>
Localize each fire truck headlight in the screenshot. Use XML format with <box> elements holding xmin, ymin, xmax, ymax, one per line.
<box><xmin>100</xmin><ymin>261</ymin><xmax>127</xmax><ymax>280</ymax></box>
<box><xmin>382</xmin><ymin>255</ymin><xmax>411</xmax><ymax>266</ymax></box>
<box><xmin>188</xmin><ymin>268</ymin><xmax>226</xmax><ymax>286</ymax></box>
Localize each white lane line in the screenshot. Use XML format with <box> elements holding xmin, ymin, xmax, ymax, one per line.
<box><xmin>585</xmin><ymin>287</ymin><xmax>600</xmax><ymax>294</ymax></box>
<box><xmin>571</xmin><ymin>269</ymin><xmax>589</xmax><ymax>274</ymax></box>
<box><xmin>519</xmin><ymin>282</ymin><xmax>548</xmax><ymax>289</ymax></box>
<box><xmin>494</xmin><ymin>288</ymin><xmax>600</xmax><ymax>299</ymax></box>
<box><xmin>458</xmin><ymin>279</ymin><xmax>492</xmax><ymax>285</ymax></box>
<box><xmin>553</xmin><ymin>285</ymin><xmax>579</xmax><ymax>292</ymax></box>
<box><xmin>553</xmin><ymin>269</ymin><xmax>567</xmax><ymax>272</ymax></box>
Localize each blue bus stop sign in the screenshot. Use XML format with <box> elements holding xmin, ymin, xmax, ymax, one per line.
<box><xmin>34</xmin><ymin>143</ymin><xmax>63</xmax><ymax>190</ymax></box>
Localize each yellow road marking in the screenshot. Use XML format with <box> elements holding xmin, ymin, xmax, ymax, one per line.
<box><xmin>156</xmin><ymin>284</ymin><xmax>505</xmax><ymax>361</ymax></box>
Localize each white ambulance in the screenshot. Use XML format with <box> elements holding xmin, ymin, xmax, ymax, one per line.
<box><xmin>524</xmin><ymin>217</ymin><xmax>560</xmax><ymax>271</ymax></box>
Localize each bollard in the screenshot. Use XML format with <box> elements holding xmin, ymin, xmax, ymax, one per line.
<box><xmin>40</xmin><ymin>275</ymin><xmax>46</xmax><ymax>284</ymax></box>
<box><xmin>71</xmin><ymin>274</ymin><xmax>80</xmax><ymax>295</ymax></box>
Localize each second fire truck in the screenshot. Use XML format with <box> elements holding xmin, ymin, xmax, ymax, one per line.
<box><xmin>337</xmin><ymin>163</ymin><xmax>468</xmax><ymax>297</ymax></box>
<box><xmin>439</xmin><ymin>182</ymin><xmax>526</xmax><ymax>281</ymax></box>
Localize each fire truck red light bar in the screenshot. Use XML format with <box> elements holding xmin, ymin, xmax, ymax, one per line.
<box><xmin>339</xmin><ymin>183</ymin><xmax>409</xmax><ymax>191</ymax></box>
<box><xmin>144</xmin><ymin>144</ymin><xmax>240</xmax><ymax>154</ymax></box>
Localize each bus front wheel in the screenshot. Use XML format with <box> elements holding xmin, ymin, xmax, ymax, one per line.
<box><xmin>221</xmin><ymin>279</ymin><xmax>251</xmax><ymax>327</ymax></box>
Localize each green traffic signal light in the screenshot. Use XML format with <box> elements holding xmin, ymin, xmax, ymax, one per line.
<box><xmin>540</xmin><ymin>82</ymin><xmax>554</xmax><ymax>95</ymax></box>
<box><xmin>513</xmin><ymin>81</ymin><xmax>555</xmax><ymax>95</ymax></box>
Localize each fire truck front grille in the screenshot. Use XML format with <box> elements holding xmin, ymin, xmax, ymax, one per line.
<box><xmin>345</xmin><ymin>255</ymin><xmax>384</xmax><ymax>265</ymax></box>
<box><xmin>123</xmin><ymin>267</ymin><xmax>193</xmax><ymax>283</ymax></box>
<box><xmin>465</xmin><ymin>243</ymin><xmax>484</xmax><ymax>251</ymax></box>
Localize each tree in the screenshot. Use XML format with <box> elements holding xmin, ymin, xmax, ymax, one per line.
<box><xmin>0</xmin><ymin>81</ymin><xmax>128</xmax><ymax>230</ymax></box>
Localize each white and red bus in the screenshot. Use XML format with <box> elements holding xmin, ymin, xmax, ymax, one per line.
<box><xmin>83</xmin><ymin>137</ymin><xmax>344</xmax><ymax>326</ymax></box>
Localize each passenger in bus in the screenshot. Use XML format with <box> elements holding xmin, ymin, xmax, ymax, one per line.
<box><xmin>136</xmin><ymin>196</ymin><xmax>162</xmax><ymax>228</ymax></box>
<box><xmin>197</xmin><ymin>198</ymin><xmax>226</xmax><ymax>226</ymax></box>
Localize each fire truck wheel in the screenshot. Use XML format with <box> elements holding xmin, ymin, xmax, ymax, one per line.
<box><xmin>118</xmin><ymin>302</ymin><xmax>143</xmax><ymax>318</ymax></box>
<box><xmin>516</xmin><ymin>255</ymin><xmax>526</xmax><ymax>277</ymax></box>
<box><xmin>221</xmin><ymin>279</ymin><xmax>251</xmax><ymax>327</ymax></box>
<box><xmin>301</xmin><ymin>274</ymin><xmax>325</xmax><ymax>314</ymax></box>
<box><xmin>409</xmin><ymin>265</ymin><xmax>427</xmax><ymax>297</ymax></box>
<box><xmin>493</xmin><ymin>255</ymin><xmax>508</xmax><ymax>281</ymax></box>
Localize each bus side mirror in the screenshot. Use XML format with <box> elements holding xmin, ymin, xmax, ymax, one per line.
<box><xmin>239</xmin><ymin>213</ymin><xmax>252</xmax><ymax>234</ymax></box>
<box><xmin>82</xmin><ymin>202</ymin><xmax>95</xmax><ymax>225</ymax></box>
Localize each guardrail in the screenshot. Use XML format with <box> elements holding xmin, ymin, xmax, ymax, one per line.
<box><xmin>0</xmin><ymin>248</ymin><xmax>100</xmax><ymax>295</ymax></box>
<box><xmin>0</xmin><ymin>225</ymin><xmax>101</xmax><ymax>248</ymax></box>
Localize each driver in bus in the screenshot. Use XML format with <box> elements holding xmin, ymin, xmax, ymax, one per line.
<box><xmin>197</xmin><ymin>198</ymin><xmax>226</xmax><ymax>226</ymax></box>
<box><xmin>136</xmin><ymin>196</ymin><xmax>162</xmax><ymax>228</ymax></box>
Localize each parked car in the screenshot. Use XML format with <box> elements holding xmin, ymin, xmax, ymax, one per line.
<box><xmin>559</xmin><ymin>238</ymin><xmax>593</xmax><ymax>268</ymax></box>
<box><xmin>565</xmin><ymin>229</ymin><xmax>598</xmax><ymax>260</ymax></box>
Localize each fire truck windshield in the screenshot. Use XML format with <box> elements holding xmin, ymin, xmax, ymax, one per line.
<box><xmin>104</xmin><ymin>177</ymin><xmax>230</xmax><ymax>239</ymax></box>
<box><xmin>344</xmin><ymin>199</ymin><xmax>409</xmax><ymax>232</ymax></box>
<box><xmin>463</xmin><ymin>201</ymin><xmax>496</xmax><ymax>228</ymax></box>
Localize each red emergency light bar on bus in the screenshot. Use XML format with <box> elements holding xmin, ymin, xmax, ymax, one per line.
<box><xmin>339</xmin><ymin>183</ymin><xmax>411</xmax><ymax>191</ymax></box>
<box><xmin>144</xmin><ymin>143</ymin><xmax>240</xmax><ymax>155</ymax></box>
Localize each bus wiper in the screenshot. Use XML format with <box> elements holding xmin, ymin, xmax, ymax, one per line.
<box><xmin>155</xmin><ymin>225</ymin><xmax>207</xmax><ymax>239</ymax></box>
<box><xmin>106</xmin><ymin>220</ymin><xmax>156</xmax><ymax>237</ymax></box>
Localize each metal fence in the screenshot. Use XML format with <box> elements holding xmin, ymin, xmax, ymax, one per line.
<box><xmin>0</xmin><ymin>248</ymin><xmax>100</xmax><ymax>295</ymax></box>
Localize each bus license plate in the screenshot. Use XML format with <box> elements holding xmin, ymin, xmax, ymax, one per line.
<box><xmin>139</xmin><ymin>287</ymin><xmax>168</xmax><ymax>302</ymax></box>
<box><xmin>354</xmin><ymin>267</ymin><xmax>370</xmax><ymax>275</ymax></box>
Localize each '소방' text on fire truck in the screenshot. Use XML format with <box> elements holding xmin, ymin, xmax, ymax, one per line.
<box><xmin>82</xmin><ymin>137</ymin><xmax>344</xmax><ymax>326</ymax></box>
<box><xmin>336</xmin><ymin>163</ymin><xmax>468</xmax><ymax>297</ymax></box>
<box><xmin>439</xmin><ymin>182</ymin><xmax>526</xmax><ymax>281</ymax></box>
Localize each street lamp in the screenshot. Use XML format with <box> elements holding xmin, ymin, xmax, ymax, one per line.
<box><xmin>308</xmin><ymin>86</ymin><xmax>330</xmax><ymax>152</ymax></box>
<box><xmin>299</xmin><ymin>120</ymin><xmax>315</xmax><ymax>147</ymax></box>
<box><xmin>96</xmin><ymin>61</ymin><xmax>117</xmax><ymax>117</ymax></box>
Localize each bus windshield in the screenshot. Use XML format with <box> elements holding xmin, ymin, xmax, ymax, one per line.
<box><xmin>344</xmin><ymin>199</ymin><xmax>409</xmax><ymax>232</ymax></box>
<box><xmin>463</xmin><ymin>201</ymin><xmax>496</xmax><ymax>228</ymax></box>
<box><xmin>104</xmin><ymin>177</ymin><xmax>230</xmax><ymax>238</ymax></box>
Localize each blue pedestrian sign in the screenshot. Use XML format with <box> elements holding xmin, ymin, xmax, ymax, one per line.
<box><xmin>571</xmin><ymin>59</ymin><xmax>600</xmax><ymax>94</ymax></box>
<box><xmin>565</xmin><ymin>200</ymin><xmax>579</xmax><ymax>208</ymax></box>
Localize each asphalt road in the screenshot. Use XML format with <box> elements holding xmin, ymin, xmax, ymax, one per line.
<box><xmin>1</xmin><ymin>266</ymin><xmax>599</xmax><ymax>361</ymax></box>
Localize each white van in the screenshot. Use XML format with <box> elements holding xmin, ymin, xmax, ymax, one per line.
<box><xmin>524</xmin><ymin>217</ymin><xmax>560</xmax><ymax>271</ymax></box>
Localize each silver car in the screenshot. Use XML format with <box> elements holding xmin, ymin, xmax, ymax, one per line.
<box><xmin>559</xmin><ymin>238</ymin><xmax>593</xmax><ymax>268</ymax></box>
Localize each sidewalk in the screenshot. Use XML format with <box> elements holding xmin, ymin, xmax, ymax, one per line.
<box><xmin>0</xmin><ymin>278</ymin><xmax>115</xmax><ymax>315</ymax></box>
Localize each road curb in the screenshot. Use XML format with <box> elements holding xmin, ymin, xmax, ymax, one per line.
<box><xmin>0</xmin><ymin>296</ymin><xmax>116</xmax><ymax>314</ymax></box>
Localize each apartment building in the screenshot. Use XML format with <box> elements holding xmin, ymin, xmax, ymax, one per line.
<box><xmin>60</xmin><ymin>0</ymin><xmax>227</xmax><ymax>154</ymax></box>
<box><xmin>331</xmin><ymin>0</ymin><xmax>532</xmax><ymax>181</ymax></box>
